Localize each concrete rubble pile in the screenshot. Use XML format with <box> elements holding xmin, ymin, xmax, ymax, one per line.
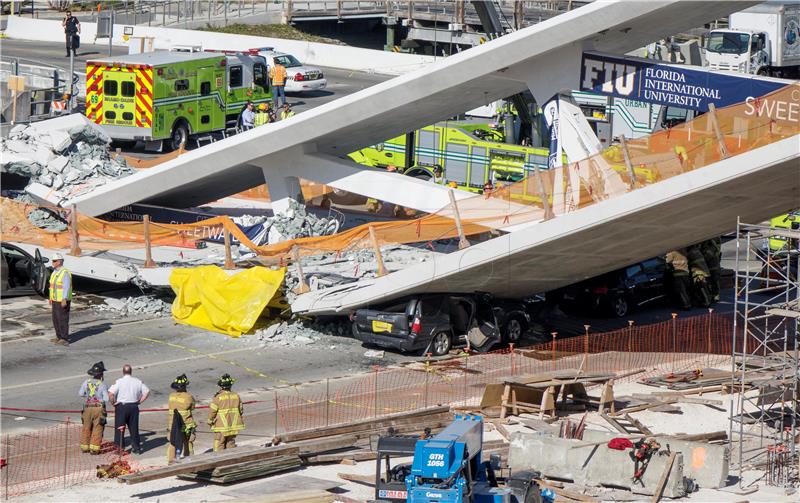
<box><xmin>236</xmin><ymin>199</ymin><xmax>340</xmax><ymax>250</ymax></box>
<box><xmin>9</xmin><ymin>192</ymin><xmax>70</xmax><ymax>232</ymax></box>
<box><xmin>254</xmin><ymin>318</ymin><xmax>350</xmax><ymax>347</ymax></box>
<box><xmin>95</xmin><ymin>295</ymin><xmax>172</xmax><ymax>317</ymax></box>
<box><xmin>1</xmin><ymin>114</ymin><xmax>134</xmax><ymax>206</ymax></box>
<box><xmin>283</xmin><ymin>244</ymin><xmax>435</xmax><ymax>303</ymax></box>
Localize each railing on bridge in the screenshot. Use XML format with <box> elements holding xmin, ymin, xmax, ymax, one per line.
<box><xmin>0</xmin><ymin>58</ymin><xmax>76</xmax><ymax>123</ymax></box>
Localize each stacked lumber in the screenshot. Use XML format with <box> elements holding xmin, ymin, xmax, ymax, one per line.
<box><xmin>272</xmin><ymin>406</ymin><xmax>451</xmax><ymax>445</ymax></box>
<box><xmin>119</xmin><ymin>445</ymin><xmax>299</xmax><ymax>484</ymax></box>
<box><xmin>119</xmin><ymin>406</ymin><xmax>452</xmax><ymax>485</ymax></box>
<box><xmin>179</xmin><ymin>455</ymin><xmax>302</xmax><ymax>484</ymax></box>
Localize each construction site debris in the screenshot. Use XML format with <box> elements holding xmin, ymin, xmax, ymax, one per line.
<box><xmin>95</xmin><ymin>295</ymin><xmax>172</xmax><ymax>317</ymax></box>
<box><xmin>254</xmin><ymin>318</ymin><xmax>351</xmax><ymax>347</ymax></box>
<box><xmin>363</xmin><ymin>349</ymin><xmax>384</xmax><ymax>359</ymax></box>
<box><xmin>120</xmin><ymin>445</ymin><xmax>300</xmax><ymax>485</ymax></box>
<box><xmin>237</xmin><ymin>200</ymin><xmax>340</xmax><ymax>250</ymax></box>
<box><xmin>178</xmin><ymin>454</ymin><xmax>302</xmax><ymax>484</ymax></box>
<box><xmin>283</xmin><ymin>244</ymin><xmax>435</xmax><ymax>303</ymax></box>
<box><xmin>1</xmin><ymin>115</ymin><xmax>134</xmax><ymax>206</ymax></box>
<box><xmin>509</xmin><ymin>433</ymin><xmax>686</xmax><ymax>498</ymax></box>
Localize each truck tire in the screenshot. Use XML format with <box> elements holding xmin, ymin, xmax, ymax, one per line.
<box><xmin>170</xmin><ymin>121</ymin><xmax>189</xmax><ymax>152</ymax></box>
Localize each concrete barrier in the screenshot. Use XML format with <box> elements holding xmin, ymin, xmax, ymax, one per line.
<box><xmin>3</xmin><ymin>16</ymin><xmax>434</xmax><ymax>75</ymax></box>
<box><xmin>580</xmin><ymin>430</ymin><xmax>729</xmax><ymax>489</ymax></box>
<box><xmin>508</xmin><ymin>433</ymin><xmax>687</xmax><ymax>498</ymax></box>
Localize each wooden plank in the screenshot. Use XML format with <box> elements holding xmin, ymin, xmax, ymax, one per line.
<box><xmin>650</xmin><ymin>451</ymin><xmax>678</xmax><ymax>503</ymax></box>
<box><xmin>247</xmin><ymin>490</ymin><xmax>335</xmax><ymax>503</ymax></box>
<box><xmin>120</xmin><ymin>444</ymin><xmax>300</xmax><ymax>484</ymax></box>
<box><xmin>624</xmin><ymin>414</ymin><xmax>653</xmax><ymax>436</ymax></box>
<box><xmin>304</xmin><ymin>450</ymin><xmax>378</xmax><ymax>464</ymax></box>
<box><xmin>672</xmin><ymin>431</ymin><xmax>727</xmax><ymax>442</ymax></box>
<box><xmin>337</xmin><ymin>472</ymin><xmax>375</xmax><ymax>486</ymax></box>
<box><xmin>179</xmin><ymin>456</ymin><xmax>303</xmax><ymax>484</ymax></box>
<box><xmin>273</xmin><ymin>406</ymin><xmax>450</xmax><ymax>443</ymax></box>
<box><xmin>599</xmin><ymin>413</ymin><xmax>629</xmax><ymax>434</ymax></box>
<box><xmin>611</xmin><ymin>399</ymin><xmax>677</xmax><ymax>416</ymax></box>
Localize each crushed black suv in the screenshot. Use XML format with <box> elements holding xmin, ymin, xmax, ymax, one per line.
<box><xmin>351</xmin><ymin>293</ymin><xmax>530</xmax><ymax>356</ymax></box>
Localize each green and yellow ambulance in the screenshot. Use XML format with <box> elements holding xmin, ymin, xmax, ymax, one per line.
<box><xmin>86</xmin><ymin>50</ymin><xmax>271</xmax><ymax>151</ymax></box>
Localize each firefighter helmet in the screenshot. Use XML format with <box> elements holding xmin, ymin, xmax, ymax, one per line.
<box><xmin>171</xmin><ymin>373</ymin><xmax>190</xmax><ymax>390</ymax></box>
<box><xmin>87</xmin><ymin>361</ymin><xmax>106</xmax><ymax>376</ymax></box>
<box><xmin>217</xmin><ymin>373</ymin><xmax>236</xmax><ymax>388</ymax></box>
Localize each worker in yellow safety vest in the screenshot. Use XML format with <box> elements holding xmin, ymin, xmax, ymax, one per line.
<box><xmin>49</xmin><ymin>252</ymin><xmax>72</xmax><ymax>346</ymax></box>
<box><xmin>167</xmin><ymin>374</ymin><xmax>196</xmax><ymax>463</ymax></box>
<box><xmin>269</xmin><ymin>62</ymin><xmax>287</xmax><ymax>108</ymax></box>
<box><xmin>254</xmin><ymin>103</ymin><xmax>272</xmax><ymax>127</ymax></box>
<box><xmin>279</xmin><ymin>103</ymin><xmax>295</xmax><ymax>121</ymax></box>
<box><xmin>770</xmin><ymin>213</ymin><xmax>800</xmax><ymax>252</ymax></box>
<box><xmin>208</xmin><ymin>374</ymin><xmax>244</xmax><ymax>451</ymax></box>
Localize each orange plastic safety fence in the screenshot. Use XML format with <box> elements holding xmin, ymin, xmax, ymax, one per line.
<box><xmin>3</xmin><ymin>84</ymin><xmax>796</xmax><ymax>260</ymax></box>
<box><xmin>0</xmin><ymin>419</ymin><xmax>142</xmax><ymax>499</ymax></box>
<box><xmin>275</xmin><ymin>312</ymin><xmax>734</xmax><ymax>433</ymax></box>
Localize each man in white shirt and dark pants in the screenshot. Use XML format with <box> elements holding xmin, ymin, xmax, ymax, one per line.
<box><xmin>108</xmin><ymin>364</ymin><xmax>150</xmax><ymax>454</ymax></box>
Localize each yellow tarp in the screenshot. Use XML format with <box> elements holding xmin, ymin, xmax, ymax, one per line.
<box><xmin>170</xmin><ymin>266</ymin><xmax>286</xmax><ymax>337</ymax></box>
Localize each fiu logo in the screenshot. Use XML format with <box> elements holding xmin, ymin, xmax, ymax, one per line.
<box><xmin>582</xmin><ymin>57</ymin><xmax>636</xmax><ymax>97</ymax></box>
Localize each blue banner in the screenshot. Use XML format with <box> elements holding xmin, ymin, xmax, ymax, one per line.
<box><xmin>580</xmin><ymin>52</ymin><xmax>787</xmax><ymax>112</ymax></box>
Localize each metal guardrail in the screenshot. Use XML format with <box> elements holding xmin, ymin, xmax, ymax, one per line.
<box><xmin>71</xmin><ymin>0</ymin><xmax>278</xmax><ymax>28</ymax></box>
<box><xmin>0</xmin><ymin>57</ymin><xmax>77</xmax><ymax>124</ymax></box>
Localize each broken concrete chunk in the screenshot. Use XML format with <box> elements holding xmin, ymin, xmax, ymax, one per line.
<box><xmin>43</xmin><ymin>130</ymin><xmax>73</xmax><ymax>153</ymax></box>
<box><xmin>25</xmin><ymin>182</ymin><xmax>66</xmax><ymax>206</ymax></box>
<box><xmin>9</xmin><ymin>124</ymin><xmax>28</xmax><ymax>136</ymax></box>
<box><xmin>46</xmin><ymin>156</ymin><xmax>70</xmax><ymax>175</ymax></box>
<box><xmin>1</xmin><ymin>114</ymin><xmax>134</xmax><ymax>207</ymax></box>
<box><xmin>95</xmin><ymin>295</ymin><xmax>172</xmax><ymax>317</ymax></box>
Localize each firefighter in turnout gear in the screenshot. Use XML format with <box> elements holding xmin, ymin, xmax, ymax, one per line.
<box><xmin>700</xmin><ymin>238</ymin><xmax>722</xmax><ymax>302</ymax></box>
<box><xmin>666</xmin><ymin>249</ymin><xmax>691</xmax><ymax>310</ymax></box>
<box><xmin>167</xmin><ymin>374</ymin><xmax>196</xmax><ymax>463</ymax></box>
<box><xmin>208</xmin><ymin>374</ymin><xmax>244</xmax><ymax>451</ymax></box>
<box><xmin>687</xmin><ymin>244</ymin><xmax>712</xmax><ymax>308</ymax></box>
<box><xmin>79</xmin><ymin>361</ymin><xmax>109</xmax><ymax>454</ymax></box>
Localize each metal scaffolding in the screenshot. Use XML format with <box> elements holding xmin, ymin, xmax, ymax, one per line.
<box><xmin>730</xmin><ymin>218</ymin><xmax>800</xmax><ymax>487</ymax></box>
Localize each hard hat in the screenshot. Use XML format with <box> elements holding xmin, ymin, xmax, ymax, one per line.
<box><xmin>258</xmin><ymin>103</ymin><xmax>267</xmax><ymax>111</ymax></box>
<box><xmin>217</xmin><ymin>373</ymin><xmax>236</xmax><ymax>388</ymax></box>
<box><xmin>171</xmin><ymin>373</ymin><xmax>190</xmax><ymax>390</ymax></box>
<box><xmin>448</xmin><ymin>181</ymin><xmax>458</xmax><ymax>188</ymax></box>
<box><xmin>87</xmin><ymin>361</ymin><xmax>106</xmax><ymax>376</ymax></box>
<box><xmin>52</xmin><ymin>252</ymin><xmax>64</xmax><ymax>261</ymax></box>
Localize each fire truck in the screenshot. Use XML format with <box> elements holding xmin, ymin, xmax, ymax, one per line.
<box><xmin>85</xmin><ymin>50</ymin><xmax>271</xmax><ymax>151</ymax></box>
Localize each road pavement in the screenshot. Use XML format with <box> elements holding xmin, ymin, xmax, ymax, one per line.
<box><xmin>0</xmin><ymin>293</ymin><xmax>424</xmax><ymax>462</ymax></box>
<box><xmin>1</xmin><ymin>38</ymin><xmax>389</xmax><ymax>113</ymax></box>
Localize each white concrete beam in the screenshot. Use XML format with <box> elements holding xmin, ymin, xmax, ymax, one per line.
<box><xmin>291</xmin><ymin>135</ymin><xmax>800</xmax><ymax>314</ymax></box>
<box><xmin>68</xmin><ymin>1</ymin><xmax>756</xmax><ymax>216</ymax></box>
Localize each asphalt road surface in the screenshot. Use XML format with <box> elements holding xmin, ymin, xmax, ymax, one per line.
<box><xmin>1</xmin><ymin>38</ymin><xmax>390</xmax><ymax>139</ymax></box>
<box><xmin>0</xmin><ymin>293</ymin><xmax>425</xmax><ymax>462</ymax></box>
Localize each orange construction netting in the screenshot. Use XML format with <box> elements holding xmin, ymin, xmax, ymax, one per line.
<box><xmin>2</xmin><ymin>84</ymin><xmax>798</xmax><ymax>259</ymax></box>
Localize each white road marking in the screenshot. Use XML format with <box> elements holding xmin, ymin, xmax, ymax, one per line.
<box><xmin>1</xmin><ymin>347</ymin><xmax>254</xmax><ymax>391</ymax></box>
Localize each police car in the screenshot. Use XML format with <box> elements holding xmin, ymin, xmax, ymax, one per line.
<box><xmin>254</xmin><ymin>48</ymin><xmax>327</xmax><ymax>93</ymax></box>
